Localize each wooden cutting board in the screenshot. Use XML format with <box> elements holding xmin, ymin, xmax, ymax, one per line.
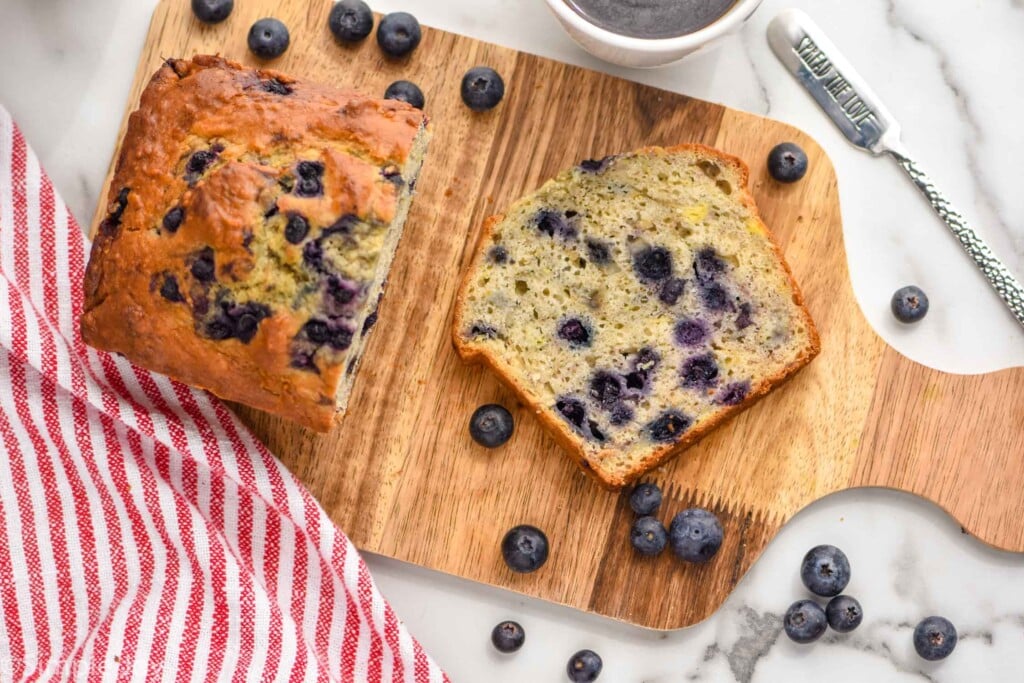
<box><xmin>92</xmin><ymin>0</ymin><xmax>1024</xmax><ymax>630</ymax></box>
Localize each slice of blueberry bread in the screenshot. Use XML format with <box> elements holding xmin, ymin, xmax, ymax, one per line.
<box><xmin>81</xmin><ymin>56</ymin><xmax>430</xmax><ymax>431</ymax></box>
<box><xmin>453</xmin><ymin>145</ymin><xmax>819</xmax><ymax>488</ymax></box>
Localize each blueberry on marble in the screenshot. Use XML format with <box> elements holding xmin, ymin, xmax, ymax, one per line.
<box><xmin>681</xmin><ymin>353</ymin><xmax>719</xmax><ymax>389</ymax></box>
<box><xmin>629</xmin><ymin>482</ymin><xmax>662</xmax><ymax>516</ymax></box>
<box><xmin>646</xmin><ymin>410</ymin><xmax>691</xmax><ymax>444</ymax></box>
<box><xmin>566</xmin><ymin>650</ymin><xmax>602</xmax><ymax>682</ymax></box>
<box><xmin>585</xmin><ymin>238</ymin><xmax>611</xmax><ymax>265</ymax></box>
<box><xmin>329</xmin><ymin>0</ymin><xmax>374</xmax><ymax>43</ymax></box>
<box><xmin>578</xmin><ymin>156</ymin><xmax>614</xmax><ymax>174</ymax></box>
<box><xmin>784</xmin><ymin>599</ymin><xmax>827</xmax><ymax>644</ymax></box>
<box><xmin>891</xmin><ymin>285</ymin><xmax>929</xmax><ymax>324</ymax></box>
<box><xmin>767</xmin><ymin>142</ymin><xmax>809</xmax><ymax>183</ymax></box>
<box><xmin>377</xmin><ymin>12</ymin><xmax>421</xmax><ymax>57</ymax></box>
<box><xmin>100</xmin><ymin>187</ymin><xmax>131</xmax><ymax>236</ymax></box>
<box><xmin>192</xmin><ymin>0</ymin><xmax>233</xmax><ymax>23</ymax></box>
<box><xmin>557</xmin><ymin>317</ymin><xmax>591</xmax><ymax>347</ymax></box>
<box><xmin>698</xmin><ymin>282</ymin><xmax>732</xmax><ymax>312</ymax></box>
<box><xmin>536</xmin><ymin>210</ymin><xmax>576</xmax><ymax>240</ymax></box>
<box><xmin>714</xmin><ymin>381</ymin><xmax>750</xmax><ymax>406</ymax></box>
<box><xmin>501</xmin><ymin>525</ymin><xmax>549</xmax><ymax>573</ymax></box>
<box><xmin>190</xmin><ymin>247</ymin><xmax>216</xmax><ymax>282</ymax></box>
<box><xmin>800</xmin><ymin>544</ymin><xmax>851</xmax><ymax>597</ymax></box>
<box><xmin>659</xmin><ymin>277</ymin><xmax>686</xmax><ymax>305</ymax></box>
<box><xmin>674</xmin><ymin>318</ymin><xmax>707</xmax><ymax>347</ymax></box>
<box><xmin>185</xmin><ymin>146</ymin><xmax>222</xmax><ymax>185</ymax></box>
<box><xmin>248</xmin><ymin>18</ymin><xmax>290</xmax><ymax>60</ymax></box>
<box><xmin>488</xmin><ymin>245</ymin><xmax>509</xmax><ymax>264</ymax></box>
<box><xmin>284</xmin><ymin>213</ymin><xmax>310</xmax><ymax>244</ymax></box>
<box><xmin>589</xmin><ymin>371</ymin><xmax>622</xmax><ymax>408</ymax></box>
<box><xmin>693</xmin><ymin>247</ymin><xmax>726</xmax><ymax>283</ymax></box>
<box><xmin>469</xmin><ymin>404</ymin><xmax>514</xmax><ymax>448</ymax></box>
<box><xmin>630</xmin><ymin>516</ymin><xmax>667</xmax><ymax>556</ymax></box>
<box><xmin>669</xmin><ymin>507</ymin><xmax>723</xmax><ymax>563</ymax></box>
<box><xmin>913</xmin><ymin>616</ymin><xmax>957</xmax><ymax>661</ymax></box>
<box><xmin>460</xmin><ymin>66</ymin><xmax>505</xmax><ymax>111</ymax></box>
<box><xmin>294</xmin><ymin>161</ymin><xmax>325</xmax><ymax>197</ymax></box>
<box><xmin>384</xmin><ymin>80</ymin><xmax>425</xmax><ymax>109</ymax></box>
<box><xmin>556</xmin><ymin>397</ymin><xmax>586</xmax><ymax>429</ymax></box>
<box><xmin>260</xmin><ymin>78</ymin><xmax>292</xmax><ymax>95</ymax></box>
<box><xmin>826</xmin><ymin>595</ymin><xmax>863</xmax><ymax>633</ymax></box>
<box><xmin>163</xmin><ymin>206</ymin><xmax>185</xmax><ymax>233</ymax></box>
<box><xmin>158</xmin><ymin>274</ymin><xmax>185</xmax><ymax>303</ymax></box>
<box><xmin>491</xmin><ymin>620</ymin><xmax>525</xmax><ymax>653</ymax></box>
<box><xmin>633</xmin><ymin>246</ymin><xmax>673</xmax><ymax>282</ymax></box>
<box><xmin>736</xmin><ymin>302</ymin><xmax>754</xmax><ymax>329</ymax></box>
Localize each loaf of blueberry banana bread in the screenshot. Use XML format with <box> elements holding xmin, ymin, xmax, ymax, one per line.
<box><xmin>453</xmin><ymin>145</ymin><xmax>819</xmax><ymax>488</ymax></box>
<box><xmin>81</xmin><ymin>55</ymin><xmax>430</xmax><ymax>431</ymax></box>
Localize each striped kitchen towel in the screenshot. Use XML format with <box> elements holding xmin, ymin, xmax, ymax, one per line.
<box><xmin>0</xmin><ymin>106</ymin><xmax>448</xmax><ymax>681</ymax></box>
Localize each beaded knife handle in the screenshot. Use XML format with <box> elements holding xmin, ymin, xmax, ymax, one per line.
<box><xmin>769</xmin><ymin>9</ymin><xmax>1024</xmax><ymax>329</ymax></box>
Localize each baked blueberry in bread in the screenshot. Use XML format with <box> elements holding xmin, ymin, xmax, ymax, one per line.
<box><xmin>81</xmin><ymin>56</ymin><xmax>430</xmax><ymax>431</ymax></box>
<box><xmin>453</xmin><ymin>145</ymin><xmax>819</xmax><ymax>488</ymax></box>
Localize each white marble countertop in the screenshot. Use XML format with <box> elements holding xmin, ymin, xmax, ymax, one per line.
<box><xmin>2</xmin><ymin>0</ymin><xmax>1023</xmax><ymax>680</ymax></box>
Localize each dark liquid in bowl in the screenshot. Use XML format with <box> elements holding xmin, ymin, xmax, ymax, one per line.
<box><xmin>564</xmin><ymin>0</ymin><xmax>738</xmax><ymax>39</ymax></box>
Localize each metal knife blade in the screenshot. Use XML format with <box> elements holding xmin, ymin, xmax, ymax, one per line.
<box><xmin>768</xmin><ymin>9</ymin><xmax>1024</xmax><ymax>330</ymax></box>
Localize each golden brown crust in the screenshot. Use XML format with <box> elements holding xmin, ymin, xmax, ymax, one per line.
<box><xmin>452</xmin><ymin>144</ymin><xmax>820</xmax><ymax>489</ymax></box>
<box><xmin>81</xmin><ymin>56</ymin><xmax>427</xmax><ymax>432</ymax></box>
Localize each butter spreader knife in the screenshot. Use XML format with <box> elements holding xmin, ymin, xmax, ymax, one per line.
<box><xmin>768</xmin><ymin>9</ymin><xmax>1024</xmax><ymax>329</ymax></box>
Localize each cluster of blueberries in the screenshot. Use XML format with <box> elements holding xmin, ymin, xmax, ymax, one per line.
<box><xmin>785</xmin><ymin>544</ymin><xmax>957</xmax><ymax>661</ymax></box>
<box><xmin>191</xmin><ymin>0</ymin><xmax>506</xmax><ymax>112</ymax></box>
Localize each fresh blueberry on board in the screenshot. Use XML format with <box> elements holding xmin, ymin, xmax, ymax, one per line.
<box><xmin>491</xmin><ymin>620</ymin><xmax>525</xmax><ymax>653</ymax></box>
<box><xmin>630</xmin><ymin>516</ymin><xmax>667</xmax><ymax>557</ymax></box>
<box><xmin>377</xmin><ymin>12</ymin><xmax>421</xmax><ymax>57</ymax></box>
<box><xmin>891</xmin><ymin>285</ymin><xmax>929</xmax><ymax>323</ymax></box>
<box><xmin>566</xmin><ymin>649</ymin><xmax>602</xmax><ymax>682</ymax></box>
<box><xmin>191</xmin><ymin>0</ymin><xmax>233</xmax><ymax>24</ymax></box>
<box><xmin>384</xmin><ymin>80</ymin><xmax>425</xmax><ymax>109</ymax></box>
<box><xmin>669</xmin><ymin>508</ymin><xmax>723</xmax><ymax>563</ymax></box>
<box><xmin>248</xmin><ymin>18</ymin><xmax>290</xmax><ymax>60</ymax></box>
<box><xmin>825</xmin><ymin>595</ymin><xmax>863</xmax><ymax>633</ymax></box>
<box><xmin>461</xmin><ymin>66</ymin><xmax>506</xmax><ymax>111</ymax></box>
<box><xmin>468</xmin><ymin>404</ymin><xmax>514</xmax><ymax>448</ymax></box>
<box><xmin>800</xmin><ymin>544</ymin><xmax>851</xmax><ymax>597</ymax></box>
<box><xmin>628</xmin><ymin>482</ymin><xmax>662</xmax><ymax>516</ymax></box>
<box><xmin>913</xmin><ymin>616</ymin><xmax>957</xmax><ymax>660</ymax></box>
<box><xmin>329</xmin><ymin>0</ymin><xmax>374</xmax><ymax>43</ymax></box>
<box><xmin>501</xmin><ymin>525</ymin><xmax>549</xmax><ymax>573</ymax></box>
<box><xmin>783</xmin><ymin>599</ymin><xmax>828</xmax><ymax>644</ymax></box>
<box><xmin>767</xmin><ymin>142</ymin><xmax>809</xmax><ymax>183</ymax></box>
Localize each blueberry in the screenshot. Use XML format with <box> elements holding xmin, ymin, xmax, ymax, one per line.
<box><xmin>633</xmin><ymin>246</ymin><xmax>673</xmax><ymax>282</ymax></box>
<box><xmin>630</xmin><ymin>516</ymin><xmax>667</xmax><ymax>557</ymax></box>
<box><xmin>646</xmin><ymin>410</ymin><xmax>691</xmax><ymax>444</ymax></box>
<box><xmin>377</xmin><ymin>12</ymin><xmax>421</xmax><ymax>57</ymax></box>
<box><xmin>557</xmin><ymin>318</ymin><xmax>591</xmax><ymax>347</ymax></box>
<box><xmin>588</xmin><ymin>371</ymin><xmax>622</xmax><ymax>408</ymax></box>
<box><xmin>247</xmin><ymin>18</ymin><xmax>290</xmax><ymax>60</ymax></box>
<box><xmin>693</xmin><ymin>247</ymin><xmax>726</xmax><ymax>283</ymax></box>
<box><xmin>260</xmin><ymin>78</ymin><xmax>292</xmax><ymax>95</ymax></box>
<box><xmin>468</xmin><ymin>322</ymin><xmax>499</xmax><ymax>339</ymax></box>
<box><xmin>329</xmin><ymin>0</ymin><xmax>374</xmax><ymax>43</ymax></box>
<box><xmin>190</xmin><ymin>247</ymin><xmax>216</xmax><ymax>282</ymax></box>
<box><xmin>488</xmin><ymin>245</ymin><xmax>508</xmax><ymax>264</ymax></box>
<box><xmin>501</xmin><ymin>525</ymin><xmax>549</xmax><ymax>573</ymax></box>
<box><xmin>714</xmin><ymin>381</ymin><xmax>750</xmax><ymax>406</ymax></box>
<box><xmin>767</xmin><ymin>142</ymin><xmax>809</xmax><ymax>183</ymax></box>
<box><xmin>627</xmin><ymin>348</ymin><xmax>660</xmax><ymax>389</ymax></box>
<box><xmin>578</xmin><ymin>156</ymin><xmax>615</xmax><ymax>174</ymax></box>
<box><xmin>669</xmin><ymin>507</ymin><xmax>723</xmax><ymax>563</ymax></box>
<box><xmin>698</xmin><ymin>282</ymin><xmax>731</xmax><ymax>311</ymax></box>
<box><xmin>326</xmin><ymin>276</ymin><xmax>358</xmax><ymax>305</ymax></box>
<box><xmin>783</xmin><ymin>599</ymin><xmax>827</xmax><ymax>644</ymax></box>
<box><xmin>535</xmin><ymin>210</ymin><xmax>576</xmax><ymax>240</ymax></box>
<box><xmin>163</xmin><ymin>206</ymin><xmax>185</xmax><ymax>233</ymax></box>
<box><xmin>891</xmin><ymin>285</ymin><xmax>929</xmax><ymax>324</ymax></box>
<box><xmin>736</xmin><ymin>302</ymin><xmax>753</xmax><ymax>329</ymax></box>
<box><xmin>99</xmin><ymin>187</ymin><xmax>131</xmax><ymax>236</ymax></box>
<box><xmin>469</xmin><ymin>404</ymin><xmax>514</xmax><ymax>448</ymax></box>
<box><xmin>491</xmin><ymin>620</ymin><xmax>525</xmax><ymax>653</ymax></box>
<box><xmin>659</xmin><ymin>277</ymin><xmax>686</xmax><ymax>305</ymax></box>
<box><xmin>284</xmin><ymin>213</ymin><xmax>310</xmax><ymax>244</ymax></box>
<box><xmin>629</xmin><ymin>482</ymin><xmax>662</xmax><ymax>515</ymax></box>
<box><xmin>460</xmin><ymin>66</ymin><xmax>505</xmax><ymax>112</ymax></box>
<box><xmin>361</xmin><ymin>307</ymin><xmax>378</xmax><ymax>334</ymax></box>
<box><xmin>556</xmin><ymin>397</ymin><xmax>586</xmax><ymax>429</ymax></box>
<box><xmin>826</xmin><ymin>595</ymin><xmax>863</xmax><ymax>633</ymax></box>
<box><xmin>913</xmin><ymin>616</ymin><xmax>957</xmax><ymax>661</ymax></box>
<box><xmin>585</xmin><ymin>238</ymin><xmax>611</xmax><ymax>264</ymax></box>
<box><xmin>566</xmin><ymin>649</ymin><xmax>602</xmax><ymax>682</ymax></box>
<box><xmin>384</xmin><ymin>80</ymin><xmax>425</xmax><ymax>109</ymax></box>
<box><xmin>609</xmin><ymin>403</ymin><xmax>633</xmax><ymax>425</ymax></box>
<box><xmin>158</xmin><ymin>274</ymin><xmax>184</xmax><ymax>303</ymax></box>
<box><xmin>294</xmin><ymin>161</ymin><xmax>325</xmax><ymax>197</ymax></box>
<box><xmin>328</xmin><ymin>324</ymin><xmax>354</xmax><ymax>350</ymax></box>
<box><xmin>191</xmin><ymin>0</ymin><xmax>233</xmax><ymax>24</ymax></box>
<box><xmin>673</xmin><ymin>318</ymin><xmax>707</xmax><ymax>347</ymax></box>
<box><xmin>381</xmin><ymin>165</ymin><xmax>404</xmax><ymax>185</ymax></box>
<box><xmin>185</xmin><ymin>146</ymin><xmax>222</xmax><ymax>185</ymax></box>
<box><xmin>204</xmin><ymin>301</ymin><xmax>271</xmax><ymax>343</ymax></box>
<box><xmin>681</xmin><ymin>353</ymin><xmax>719</xmax><ymax>389</ymax></box>
<box><xmin>800</xmin><ymin>545</ymin><xmax>851</xmax><ymax>597</ymax></box>
<box><xmin>304</xmin><ymin>319</ymin><xmax>331</xmax><ymax>344</ymax></box>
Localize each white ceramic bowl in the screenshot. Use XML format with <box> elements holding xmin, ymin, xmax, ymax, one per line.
<box><xmin>542</xmin><ymin>0</ymin><xmax>764</xmax><ymax>68</ymax></box>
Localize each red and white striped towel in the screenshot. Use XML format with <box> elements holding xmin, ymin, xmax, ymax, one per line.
<box><xmin>0</xmin><ymin>105</ymin><xmax>448</xmax><ymax>681</ymax></box>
